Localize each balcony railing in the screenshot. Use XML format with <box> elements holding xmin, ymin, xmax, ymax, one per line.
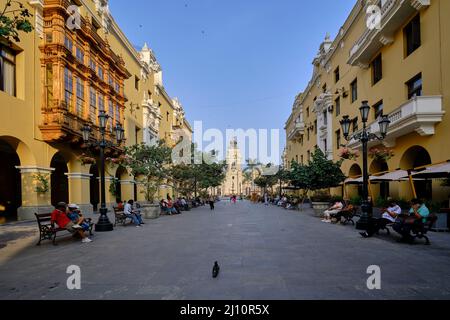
<box><xmin>39</xmin><ymin>101</ymin><xmax>121</xmax><ymax>149</ymax></box>
<box><xmin>348</xmin><ymin>0</ymin><xmax>430</xmax><ymax>67</ymax></box>
<box><xmin>347</xmin><ymin>96</ymin><xmax>444</xmax><ymax>149</ymax></box>
<box><xmin>288</xmin><ymin>121</ymin><xmax>305</xmax><ymax>142</ymax></box>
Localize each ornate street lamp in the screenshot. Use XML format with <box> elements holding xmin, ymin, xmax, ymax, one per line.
<box><xmin>340</xmin><ymin>101</ymin><xmax>391</xmax><ymax>230</ymax></box>
<box><xmin>82</xmin><ymin>113</ymin><xmax>125</xmax><ymax>232</ymax></box>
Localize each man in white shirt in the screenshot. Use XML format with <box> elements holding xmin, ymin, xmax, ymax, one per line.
<box><xmin>124</xmin><ymin>200</ymin><xmax>144</xmax><ymax>227</ymax></box>
<box><xmin>360</xmin><ymin>201</ymin><xmax>402</xmax><ymax>238</ymax></box>
<box><xmin>322</xmin><ymin>201</ymin><xmax>344</xmax><ymax>223</ymax></box>
<box><xmin>382</xmin><ymin>202</ymin><xmax>402</xmax><ymax>223</ymax></box>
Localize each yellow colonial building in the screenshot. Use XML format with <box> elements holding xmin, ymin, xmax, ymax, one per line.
<box><xmin>0</xmin><ymin>0</ymin><xmax>191</xmax><ymax>221</ymax></box>
<box><xmin>285</xmin><ymin>0</ymin><xmax>450</xmax><ymax>205</ymax></box>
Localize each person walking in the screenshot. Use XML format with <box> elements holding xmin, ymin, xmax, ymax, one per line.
<box><xmin>208</xmin><ymin>195</ymin><xmax>215</xmax><ymax>211</ymax></box>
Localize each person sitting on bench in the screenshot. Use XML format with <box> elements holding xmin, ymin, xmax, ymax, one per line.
<box><xmin>381</xmin><ymin>201</ymin><xmax>402</xmax><ymax>227</ymax></box>
<box><xmin>51</xmin><ymin>202</ymin><xmax>92</xmax><ymax>243</ymax></box>
<box><xmin>393</xmin><ymin>199</ymin><xmax>430</xmax><ymax>243</ymax></box>
<box><xmin>160</xmin><ymin>199</ymin><xmax>178</xmax><ymax>215</ymax></box>
<box><xmin>67</xmin><ymin>204</ymin><xmax>90</xmax><ymax>232</ymax></box>
<box><xmin>322</xmin><ymin>201</ymin><xmax>344</xmax><ymax>223</ymax></box>
<box><xmin>360</xmin><ymin>201</ymin><xmax>402</xmax><ymax>238</ymax></box>
<box><xmin>181</xmin><ymin>197</ymin><xmax>189</xmax><ymax>211</ymax></box>
<box><xmin>331</xmin><ymin>201</ymin><xmax>352</xmax><ymax>223</ymax></box>
<box><xmin>124</xmin><ymin>200</ymin><xmax>144</xmax><ymax>227</ymax></box>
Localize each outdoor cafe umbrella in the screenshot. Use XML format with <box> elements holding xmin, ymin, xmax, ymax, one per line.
<box><xmin>343</xmin><ymin>176</ymin><xmax>375</xmax><ymax>200</ymax></box>
<box><xmin>371</xmin><ymin>169</ymin><xmax>419</xmax><ymax>198</ymax></box>
<box><xmin>411</xmin><ymin>161</ymin><xmax>450</xmax><ymax>179</ymax></box>
<box><xmin>371</xmin><ymin>170</ymin><xmax>410</xmax><ymax>182</ymax></box>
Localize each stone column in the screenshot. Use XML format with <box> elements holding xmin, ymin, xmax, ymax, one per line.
<box><xmin>104</xmin><ymin>176</ymin><xmax>116</xmax><ymax>210</ymax></box>
<box><xmin>16</xmin><ymin>166</ymin><xmax>54</xmax><ymax>221</ymax></box>
<box><xmin>65</xmin><ymin>172</ymin><xmax>93</xmax><ymax>214</ymax></box>
<box><xmin>120</xmin><ymin>179</ymin><xmax>135</xmax><ymax>202</ymax></box>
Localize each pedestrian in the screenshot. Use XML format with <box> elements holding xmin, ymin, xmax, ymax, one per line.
<box><xmin>209</xmin><ymin>195</ymin><xmax>215</xmax><ymax>210</ymax></box>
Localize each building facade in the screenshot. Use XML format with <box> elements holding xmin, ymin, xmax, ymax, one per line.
<box><xmin>285</xmin><ymin>0</ymin><xmax>450</xmax><ymax>204</ymax></box>
<box><xmin>0</xmin><ymin>0</ymin><xmax>191</xmax><ymax>221</ymax></box>
<box><xmin>219</xmin><ymin>138</ymin><xmax>244</xmax><ymax>196</ymax></box>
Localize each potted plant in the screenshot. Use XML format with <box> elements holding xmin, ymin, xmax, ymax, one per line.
<box><xmin>77</xmin><ymin>153</ymin><xmax>96</xmax><ymax>166</ymax></box>
<box><xmin>369</xmin><ymin>146</ymin><xmax>394</xmax><ymax>162</ymax></box>
<box><xmin>310</xmin><ymin>190</ymin><xmax>334</xmax><ymax>216</ymax></box>
<box><xmin>338</xmin><ymin>147</ymin><xmax>360</xmax><ymax>161</ymax></box>
<box><xmin>33</xmin><ymin>173</ymin><xmax>49</xmax><ymax>194</ymax></box>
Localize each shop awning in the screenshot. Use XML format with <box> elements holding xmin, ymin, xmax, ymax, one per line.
<box><xmin>344</xmin><ymin>177</ymin><xmax>363</xmax><ymax>184</ymax></box>
<box><xmin>371</xmin><ymin>170</ymin><xmax>410</xmax><ymax>182</ymax></box>
<box><xmin>412</xmin><ymin>161</ymin><xmax>450</xmax><ymax>179</ymax></box>
<box><xmin>344</xmin><ymin>176</ymin><xmax>377</xmax><ymax>184</ymax></box>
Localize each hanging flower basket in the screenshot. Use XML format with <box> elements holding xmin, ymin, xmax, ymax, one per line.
<box><xmin>106</xmin><ymin>154</ymin><xmax>129</xmax><ymax>166</ymax></box>
<box><xmin>338</xmin><ymin>147</ymin><xmax>360</xmax><ymax>161</ymax></box>
<box><xmin>369</xmin><ymin>147</ymin><xmax>394</xmax><ymax>162</ymax></box>
<box><xmin>77</xmin><ymin>153</ymin><xmax>96</xmax><ymax>166</ymax></box>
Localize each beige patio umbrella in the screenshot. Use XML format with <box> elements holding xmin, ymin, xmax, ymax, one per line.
<box><xmin>343</xmin><ymin>176</ymin><xmax>376</xmax><ymax>201</ymax></box>
<box><xmin>371</xmin><ymin>169</ymin><xmax>418</xmax><ymax>199</ymax></box>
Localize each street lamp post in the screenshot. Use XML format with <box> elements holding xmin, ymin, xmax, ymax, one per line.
<box><xmin>82</xmin><ymin>110</ymin><xmax>125</xmax><ymax>232</ymax></box>
<box><xmin>340</xmin><ymin>101</ymin><xmax>391</xmax><ymax>230</ymax></box>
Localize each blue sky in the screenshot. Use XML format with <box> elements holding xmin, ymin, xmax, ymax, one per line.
<box><xmin>109</xmin><ymin>0</ymin><xmax>356</xmax><ymax>163</ymax></box>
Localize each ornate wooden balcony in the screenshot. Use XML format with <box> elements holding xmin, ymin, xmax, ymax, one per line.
<box><xmin>39</xmin><ymin>101</ymin><xmax>122</xmax><ymax>152</ymax></box>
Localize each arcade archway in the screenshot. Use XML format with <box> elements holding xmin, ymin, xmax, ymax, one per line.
<box><xmin>0</xmin><ymin>139</ymin><xmax>21</xmax><ymax>222</ymax></box>
<box><xmin>400</xmin><ymin>146</ymin><xmax>432</xmax><ymax>199</ymax></box>
<box><xmin>370</xmin><ymin>159</ymin><xmax>389</xmax><ymax>200</ymax></box>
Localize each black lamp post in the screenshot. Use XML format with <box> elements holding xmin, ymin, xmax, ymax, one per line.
<box><xmin>340</xmin><ymin>101</ymin><xmax>391</xmax><ymax>230</ymax></box>
<box><xmin>82</xmin><ymin>110</ymin><xmax>125</xmax><ymax>232</ymax></box>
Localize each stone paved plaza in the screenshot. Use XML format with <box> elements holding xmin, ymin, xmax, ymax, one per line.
<box><xmin>1</xmin><ymin>200</ymin><xmax>450</xmax><ymax>300</ymax></box>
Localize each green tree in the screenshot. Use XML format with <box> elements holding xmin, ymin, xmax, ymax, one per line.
<box><xmin>307</xmin><ymin>148</ymin><xmax>346</xmax><ymax>192</ymax></box>
<box><xmin>289</xmin><ymin>161</ymin><xmax>310</xmax><ymax>191</ymax></box>
<box><xmin>170</xmin><ymin>144</ymin><xmax>226</xmax><ymax>197</ymax></box>
<box><xmin>243</xmin><ymin>171</ymin><xmax>253</xmax><ymax>185</ymax></box>
<box><xmin>123</xmin><ymin>141</ymin><xmax>172</xmax><ymax>202</ymax></box>
<box><xmin>275</xmin><ymin>167</ymin><xmax>291</xmax><ymax>197</ymax></box>
<box><xmin>254</xmin><ymin>174</ymin><xmax>278</xmax><ymax>194</ymax></box>
<box><xmin>0</xmin><ymin>1</ymin><xmax>33</xmax><ymax>43</ymax></box>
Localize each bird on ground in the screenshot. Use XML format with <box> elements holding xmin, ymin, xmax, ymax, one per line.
<box><xmin>212</xmin><ymin>261</ymin><xmax>220</xmax><ymax>278</ymax></box>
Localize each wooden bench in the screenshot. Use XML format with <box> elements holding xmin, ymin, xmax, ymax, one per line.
<box><xmin>378</xmin><ymin>212</ymin><xmax>438</xmax><ymax>245</ymax></box>
<box><xmin>411</xmin><ymin>214</ymin><xmax>438</xmax><ymax>245</ymax></box>
<box><xmin>35</xmin><ymin>213</ymin><xmax>94</xmax><ymax>246</ymax></box>
<box><xmin>113</xmin><ymin>207</ymin><xmax>133</xmax><ymax>226</ymax></box>
<box><xmin>341</xmin><ymin>206</ymin><xmax>358</xmax><ymax>225</ymax></box>
<box><xmin>331</xmin><ymin>205</ymin><xmax>357</xmax><ymax>225</ymax></box>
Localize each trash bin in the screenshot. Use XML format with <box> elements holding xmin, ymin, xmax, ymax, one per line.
<box><xmin>432</xmin><ymin>209</ymin><xmax>449</xmax><ymax>232</ymax></box>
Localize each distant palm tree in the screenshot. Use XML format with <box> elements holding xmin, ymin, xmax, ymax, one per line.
<box><xmin>244</xmin><ymin>159</ymin><xmax>262</xmax><ymax>194</ymax></box>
